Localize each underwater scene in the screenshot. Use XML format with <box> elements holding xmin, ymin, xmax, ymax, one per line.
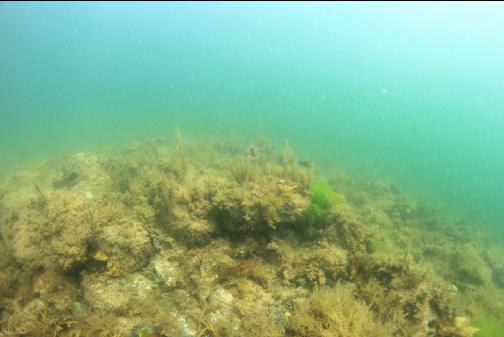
<box><xmin>1</xmin><ymin>2</ymin><xmax>504</xmax><ymax>337</ymax></box>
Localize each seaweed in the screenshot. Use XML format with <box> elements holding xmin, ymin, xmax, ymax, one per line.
<box><xmin>280</xmin><ymin>141</ymin><xmax>312</xmax><ymax>191</ymax></box>
<box><xmin>32</xmin><ymin>181</ymin><xmax>48</xmax><ymax>209</ymax></box>
<box><xmin>305</xmin><ymin>180</ymin><xmax>340</xmax><ymax>228</ymax></box>
<box><xmin>172</xmin><ymin>127</ymin><xmax>187</xmax><ymax>180</ymax></box>
<box><xmin>473</xmin><ymin>311</ymin><xmax>504</xmax><ymax>337</ymax></box>
<box><xmin>230</xmin><ymin>157</ymin><xmax>256</xmax><ymax>184</ymax></box>
<box><xmin>288</xmin><ymin>284</ymin><xmax>394</xmax><ymax>337</ymax></box>
<box><xmin>148</xmin><ymin>179</ymin><xmax>176</xmax><ymax>226</ymax></box>
<box><xmin>212</xmin><ymin>175</ymin><xmax>309</xmax><ymax>234</ymax></box>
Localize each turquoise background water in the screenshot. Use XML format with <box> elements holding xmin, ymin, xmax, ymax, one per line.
<box><xmin>1</xmin><ymin>2</ymin><xmax>503</xmax><ymax>228</ymax></box>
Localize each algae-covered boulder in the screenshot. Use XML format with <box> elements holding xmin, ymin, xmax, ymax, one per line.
<box><xmin>265</xmin><ymin>239</ymin><xmax>348</xmax><ymax>288</ymax></box>
<box><xmin>6</xmin><ymin>192</ymin><xmax>94</xmax><ymax>272</ymax></box>
<box><xmin>212</xmin><ymin>176</ymin><xmax>309</xmax><ymax>234</ymax></box>
<box><xmin>149</xmin><ymin>252</ymin><xmax>182</xmax><ymax>289</ymax></box>
<box><xmin>148</xmin><ymin>173</ymin><xmax>217</xmax><ymax>247</ymax></box>
<box><xmin>452</xmin><ymin>244</ymin><xmax>492</xmax><ymax>286</ymax></box>
<box><xmin>202</xmin><ymin>281</ymin><xmax>281</xmax><ymax>337</ymax></box>
<box><xmin>302</xmin><ymin>244</ymin><xmax>348</xmax><ymax>287</ymax></box>
<box><xmin>93</xmin><ymin>217</ymin><xmax>155</xmax><ymax>276</ymax></box>
<box><xmin>168</xmin><ymin>212</ymin><xmax>216</xmax><ymax>247</ymax></box>
<box><xmin>51</xmin><ymin>153</ymin><xmax>110</xmax><ymax>190</ymax></box>
<box><xmin>234</xmin><ymin>279</ymin><xmax>274</xmax><ymax>317</ymax></box>
<box><xmin>82</xmin><ymin>272</ymin><xmax>156</xmax><ymax>313</ymax></box>
<box><xmin>328</xmin><ymin>219</ymin><xmax>371</xmax><ymax>254</ymax></box>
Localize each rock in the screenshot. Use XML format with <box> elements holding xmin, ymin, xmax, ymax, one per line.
<box><xmin>452</xmin><ymin>244</ymin><xmax>492</xmax><ymax>286</ymax></box>
<box><xmin>95</xmin><ymin>218</ymin><xmax>155</xmax><ymax>275</ymax></box>
<box><xmin>150</xmin><ymin>253</ymin><xmax>182</xmax><ymax>289</ymax></box>
<box><xmin>7</xmin><ymin>192</ymin><xmax>93</xmax><ymax>272</ymax></box>
<box><xmin>168</xmin><ymin>213</ymin><xmax>215</xmax><ymax>247</ymax></box>
<box><xmin>82</xmin><ymin>273</ymin><xmax>156</xmax><ymax>313</ymax></box>
<box><xmin>212</xmin><ymin>176</ymin><xmax>309</xmax><ymax>234</ymax></box>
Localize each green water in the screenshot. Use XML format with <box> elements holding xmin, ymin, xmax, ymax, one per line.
<box><xmin>1</xmin><ymin>2</ymin><xmax>503</xmax><ymax>230</ymax></box>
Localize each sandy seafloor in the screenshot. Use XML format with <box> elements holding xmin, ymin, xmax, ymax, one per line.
<box><xmin>0</xmin><ymin>133</ymin><xmax>503</xmax><ymax>337</ymax></box>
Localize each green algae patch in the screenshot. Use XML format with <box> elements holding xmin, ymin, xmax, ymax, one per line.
<box><xmin>306</xmin><ymin>180</ymin><xmax>341</xmax><ymax>228</ymax></box>
<box><xmin>474</xmin><ymin>312</ymin><xmax>504</xmax><ymax>337</ymax></box>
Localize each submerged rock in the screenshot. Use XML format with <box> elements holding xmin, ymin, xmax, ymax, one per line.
<box><xmin>94</xmin><ymin>217</ymin><xmax>155</xmax><ymax>276</ymax></box>
<box><xmin>82</xmin><ymin>273</ymin><xmax>156</xmax><ymax>313</ymax></box>
<box><xmin>6</xmin><ymin>192</ymin><xmax>94</xmax><ymax>272</ymax></box>
<box><xmin>150</xmin><ymin>252</ymin><xmax>182</xmax><ymax>289</ymax></box>
<box><xmin>452</xmin><ymin>244</ymin><xmax>492</xmax><ymax>287</ymax></box>
<box><xmin>212</xmin><ymin>176</ymin><xmax>309</xmax><ymax>234</ymax></box>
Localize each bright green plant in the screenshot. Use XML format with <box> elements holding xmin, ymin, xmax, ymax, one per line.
<box><xmin>473</xmin><ymin>312</ymin><xmax>504</xmax><ymax>337</ymax></box>
<box><xmin>305</xmin><ymin>180</ymin><xmax>341</xmax><ymax>227</ymax></box>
